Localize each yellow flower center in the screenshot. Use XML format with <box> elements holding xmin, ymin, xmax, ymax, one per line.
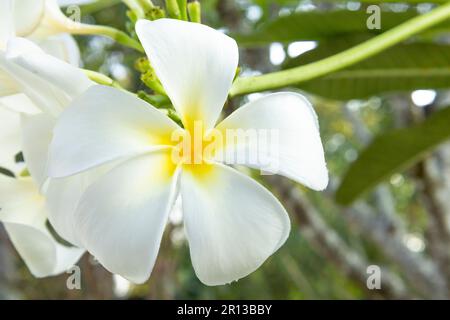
<box><xmin>171</xmin><ymin>119</ymin><xmax>220</xmax><ymax>177</ymax></box>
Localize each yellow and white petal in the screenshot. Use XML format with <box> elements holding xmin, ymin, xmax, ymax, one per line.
<box><xmin>21</xmin><ymin>113</ymin><xmax>56</xmax><ymax>187</ymax></box>
<box><xmin>37</xmin><ymin>34</ymin><xmax>81</xmax><ymax>66</ymax></box>
<box><xmin>136</xmin><ymin>19</ymin><xmax>238</xmax><ymax>129</ymax></box>
<box><xmin>0</xmin><ymin>175</ymin><xmax>84</xmax><ymax>277</ymax></box>
<box><xmin>74</xmin><ymin>151</ymin><xmax>179</xmax><ymax>283</ymax></box>
<box><xmin>0</xmin><ymin>0</ymin><xmax>14</xmax><ymax>49</ymax></box>
<box><xmin>49</xmin><ymin>85</ymin><xmax>180</xmax><ymax>178</ymax></box>
<box><xmin>180</xmin><ymin>163</ymin><xmax>290</xmax><ymax>286</ymax></box>
<box><xmin>215</xmin><ymin>93</ymin><xmax>328</xmax><ymax>191</ymax></box>
<box><xmin>0</xmin><ymin>106</ymin><xmax>21</xmax><ymax>171</ymax></box>
<box><xmin>14</xmin><ymin>0</ymin><xmax>46</xmax><ymax>37</ymax></box>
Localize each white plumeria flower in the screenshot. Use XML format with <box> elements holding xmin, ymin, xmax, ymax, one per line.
<box><xmin>49</xmin><ymin>19</ymin><xmax>328</xmax><ymax>285</ymax></box>
<box><xmin>0</xmin><ymin>37</ymin><xmax>92</xmax><ymax>276</ymax></box>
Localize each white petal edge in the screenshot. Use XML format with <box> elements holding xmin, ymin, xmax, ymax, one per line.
<box><xmin>181</xmin><ymin>162</ymin><xmax>291</xmax><ymax>286</ymax></box>
<box><xmin>136</xmin><ymin>19</ymin><xmax>238</xmax><ymax>129</ymax></box>
<box><xmin>73</xmin><ymin>150</ymin><xmax>180</xmax><ymax>283</ymax></box>
<box><xmin>49</xmin><ymin>85</ymin><xmax>180</xmax><ymax>178</ymax></box>
<box><xmin>214</xmin><ymin>92</ymin><xmax>328</xmax><ymax>191</ymax></box>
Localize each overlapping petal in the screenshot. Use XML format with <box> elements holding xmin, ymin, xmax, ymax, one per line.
<box><xmin>0</xmin><ymin>175</ymin><xmax>84</xmax><ymax>277</ymax></box>
<box><xmin>180</xmin><ymin>163</ymin><xmax>290</xmax><ymax>285</ymax></box>
<box><xmin>0</xmin><ymin>0</ymin><xmax>14</xmax><ymax>49</ymax></box>
<box><xmin>136</xmin><ymin>19</ymin><xmax>238</xmax><ymax>130</ymax></box>
<box><xmin>5</xmin><ymin>37</ymin><xmax>91</xmax><ymax>101</ymax></box>
<box><xmin>13</xmin><ymin>0</ymin><xmax>45</xmax><ymax>37</ymax></box>
<box><xmin>36</xmin><ymin>34</ymin><xmax>81</xmax><ymax>66</ymax></box>
<box><xmin>215</xmin><ymin>93</ymin><xmax>328</xmax><ymax>191</ymax></box>
<box><xmin>0</xmin><ymin>38</ymin><xmax>91</xmax><ymax>116</ymax></box>
<box><xmin>73</xmin><ymin>150</ymin><xmax>180</xmax><ymax>283</ymax></box>
<box><xmin>0</xmin><ymin>106</ymin><xmax>21</xmax><ymax>171</ymax></box>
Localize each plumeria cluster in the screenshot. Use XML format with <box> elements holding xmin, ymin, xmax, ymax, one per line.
<box><xmin>0</xmin><ymin>1</ymin><xmax>327</xmax><ymax>285</ymax></box>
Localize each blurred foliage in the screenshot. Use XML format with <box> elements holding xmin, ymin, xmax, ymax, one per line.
<box><xmin>284</xmin><ymin>39</ymin><xmax>450</xmax><ymax>100</ymax></box>
<box><xmin>336</xmin><ymin>106</ymin><xmax>450</xmax><ymax>205</ymax></box>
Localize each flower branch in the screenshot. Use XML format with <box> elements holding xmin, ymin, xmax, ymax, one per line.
<box><xmin>229</xmin><ymin>1</ymin><xmax>450</xmax><ymax>97</ymax></box>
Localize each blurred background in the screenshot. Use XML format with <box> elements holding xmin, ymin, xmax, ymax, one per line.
<box><xmin>2</xmin><ymin>0</ymin><xmax>450</xmax><ymax>299</ymax></box>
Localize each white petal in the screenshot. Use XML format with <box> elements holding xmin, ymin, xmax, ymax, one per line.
<box><xmin>37</xmin><ymin>34</ymin><xmax>81</xmax><ymax>66</ymax></box>
<box><xmin>45</xmin><ymin>161</ymin><xmax>120</xmax><ymax>247</ymax></box>
<box><xmin>136</xmin><ymin>19</ymin><xmax>238</xmax><ymax>129</ymax></box>
<box><xmin>181</xmin><ymin>162</ymin><xmax>290</xmax><ymax>286</ymax></box>
<box><xmin>0</xmin><ymin>106</ymin><xmax>21</xmax><ymax>171</ymax></box>
<box><xmin>21</xmin><ymin>113</ymin><xmax>56</xmax><ymax>187</ymax></box>
<box><xmin>215</xmin><ymin>93</ymin><xmax>328</xmax><ymax>191</ymax></box>
<box><xmin>14</xmin><ymin>0</ymin><xmax>46</xmax><ymax>37</ymax></box>
<box><xmin>0</xmin><ymin>0</ymin><xmax>14</xmax><ymax>49</ymax></box>
<box><xmin>0</xmin><ymin>176</ymin><xmax>84</xmax><ymax>277</ymax></box>
<box><xmin>49</xmin><ymin>85</ymin><xmax>180</xmax><ymax>177</ymax></box>
<box><xmin>0</xmin><ymin>93</ymin><xmax>41</xmax><ymax>114</ymax></box>
<box><xmin>74</xmin><ymin>151</ymin><xmax>180</xmax><ymax>283</ymax></box>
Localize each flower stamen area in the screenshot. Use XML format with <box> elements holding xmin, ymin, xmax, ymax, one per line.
<box><xmin>171</xmin><ymin>120</ymin><xmax>219</xmax><ymax>177</ymax></box>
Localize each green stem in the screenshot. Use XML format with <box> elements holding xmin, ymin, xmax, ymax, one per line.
<box><xmin>138</xmin><ymin>0</ymin><xmax>154</xmax><ymax>10</ymax></box>
<box><xmin>73</xmin><ymin>24</ymin><xmax>144</xmax><ymax>52</ymax></box>
<box><xmin>229</xmin><ymin>1</ymin><xmax>450</xmax><ymax>97</ymax></box>
<box><xmin>78</xmin><ymin>0</ymin><xmax>121</xmax><ymax>14</ymax></box>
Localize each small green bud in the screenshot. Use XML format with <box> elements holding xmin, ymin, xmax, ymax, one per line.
<box><xmin>177</xmin><ymin>0</ymin><xmax>188</xmax><ymax>20</ymax></box>
<box><xmin>138</xmin><ymin>91</ymin><xmax>171</xmax><ymax>108</ymax></box>
<box><xmin>147</xmin><ymin>6</ymin><xmax>166</xmax><ymax>20</ymax></box>
<box><xmin>165</xmin><ymin>0</ymin><xmax>180</xmax><ymax>19</ymax></box>
<box><xmin>134</xmin><ymin>57</ymin><xmax>151</xmax><ymax>73</ymax></box>
<box><xmin>187</xmin><ymin>1</ymin><xmax>201</xmax><ymax>23</ymax></box>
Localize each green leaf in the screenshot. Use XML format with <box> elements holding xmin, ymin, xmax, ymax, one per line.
<box><xmin>284</xmin><ymin>40</ymin><xmax>450</xmax><ymax>100</ymax></box>
<box><xmin>335</xmin><ymin>106</ymin><xmax>450</xmax><ymax>205</ymax></box>
<box><xmin>234</xmin><ymin>10</ymin><xmax>421</xmax><ymax>46</ymax></box>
